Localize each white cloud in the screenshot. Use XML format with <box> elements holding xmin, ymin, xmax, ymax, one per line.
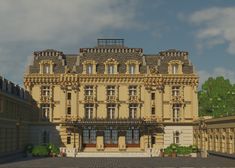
<box><xmin>0</xmin><ymin>0</ymin><xmax>140</xmax><ymax>43</ymax></box>
<box><xmin>0</xmin><ymin>0</ymin><xmax>142</xmax><ymax>85</ymax></box>
<box><xmin>198</xmin><ymin>67</ymin><xmax>235</xmax><ymax>88</ymax></box>
<box><xmin>187</xmin><ymin>7</ymin><xmax>235</xmax><ymax>54</ymax></box>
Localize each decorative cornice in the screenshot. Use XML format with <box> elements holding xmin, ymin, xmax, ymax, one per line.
<box><xmin>24</xmin><ymin>74</ymin><xmax>198</xmax><ymax>88</ymax></box>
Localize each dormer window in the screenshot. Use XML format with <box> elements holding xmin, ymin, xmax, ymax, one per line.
<box><xmin>39</xmin><ymin>60</ymin><xmax>54</xmax><ymax>74</ymax></box>
<box><xmin>126</xmin><ymin>60</ymin><xmax>140</xmax><ymax>74</ymax></box>
<box><xmin>107</xmin><ymin>64</ymin><xmax>114</xmax><ymax>74</ymax></box>
<box><xmin>82</xmin><ymin>60</ymin><xmax>96</xmax><ymax>74</ymax></box>
<box><xmin>172</xmin><ymin>64</ymin><xmax>179</xmax><ymax>74</ymax></box>
<box><xmin>86</xmin><ymin>64</ymin><xmax>93</xmax><ymax>74</ymax></box>
<box><xmin>129</xmin><ymin>64</ymin><xmax>135</xmax><ymax>74</ymax></box>
<box><xmin>104</xmin><ymin>58</ymin><xmax>118</xmax><ymax>74</ymax></box>
<box><xmin>43</xmin><ymin>64</ymin><xmax>50</xmax><ymax>74</ymax></box>
<box><xmin>168</xmin><ymin>60</ymin><xmax>183</xmax><ymax>74</ymax></box>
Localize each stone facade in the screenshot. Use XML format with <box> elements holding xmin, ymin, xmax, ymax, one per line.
<box><xmin>24</xmin><ymin>39</ymin><xmax>199</xmax><ymax>154</ymax></box>
<box><xmin>194</xmin><ymin>116</ymin><xmax>235</xmax><ymax>155</ymax></box>
<box><xmin>0</xmin><ymin>76</ymin><xmax>38</xmax><ymax>156</ymax></box>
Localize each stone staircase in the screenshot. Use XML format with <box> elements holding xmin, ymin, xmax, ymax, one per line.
<box><xmin>75</xmin><ymin>152</ymin><xmax>150</xmax><ymax>157</ymax></box>
<box><xmin>64</xmin><ymin>148</ymin><xmax>159</xmax><ymax>157</ymax></box>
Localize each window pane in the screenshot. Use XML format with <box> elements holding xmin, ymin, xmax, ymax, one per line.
<box><xmin>172</xmin><ymin>64</ymin><xmax>179</xmax><ymax>74</ymax></box>
<box><xmin>83</xmin><ymin>129</ymin><xmax>89</xmax><ymax>144</ymax></box>
<box><xmin>86</xmin><ymin>64</ymin><xmax>93</xmax><ymax>74</ymax></box>
<box><xmin>133</xmin><ymin>129</ymin><xmax>139</xmax><ymax>144</ymax></box>
<box><xmin>90</xmin><ymin>130</ymin><xmax>96</xmax><ymax>144</ymax></box>
<box><xmin>151</xmin><ymin>93</ymin><xmax>155</xmax><ymax>100</ymax></box>
<box><xmin>67</xmin><ymin>93</ymin><xmax>71</xmax><ymax>100</ymax></box>
<box><xmin>108</xmin><ymin>65</ymin><xmax>114</xmax><ymax>74</ymax></box>
<box><xmin>104</xmin><ymin>130</ymin><xmax>111</xmax><ymax>144</ymax></box>
<box><xmin>112</xmin><ymin>130</ymin><xmax>118</xmax><ymax>144</ymax></box>
<box><xmin>126</xmin><ymin>130</ymin><xmax>132</xmax><ymax>144</ymax></box>
<box><xmin>129</xmin><ymin>64</ymin><xmax>135</xmax><ymax>74</ymax></box>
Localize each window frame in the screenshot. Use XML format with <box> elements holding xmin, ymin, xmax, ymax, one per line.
<box><xmin>129</xmin><ymin>104</ymin><xmax>138</xmax><ymax>119</ymax></box>
<box><xmin>85</xmin><ymin>104</ymin><xmax>93</xmax><ymax>119</ymax></box>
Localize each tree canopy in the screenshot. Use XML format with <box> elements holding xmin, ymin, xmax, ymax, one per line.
<box><xmin>199</xmin><ymin>76</ymin><xmax>235</xmax><ymax>117</ymax></box>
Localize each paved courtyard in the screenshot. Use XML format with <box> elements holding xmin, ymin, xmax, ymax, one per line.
<box><xmin>0</xmin><ymin>155</ymin><xmax>234</xmax><ymax>168</ymax></box>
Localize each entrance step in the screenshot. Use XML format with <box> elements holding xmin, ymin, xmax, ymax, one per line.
<box><xmin>66</xmin><ymin>152</ymin><xmax>150</xmax><ymax>157</ymax></box>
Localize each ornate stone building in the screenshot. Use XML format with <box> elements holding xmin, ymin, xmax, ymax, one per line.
<box><xmin>0</xmin><ymin>76</ymin><xmax>38</xmax><ymax>156</ymax></box>
<box><xmin>24</xmin><ymin>39</ymin><xmax>198</xmax><ymax>155</ymax></box>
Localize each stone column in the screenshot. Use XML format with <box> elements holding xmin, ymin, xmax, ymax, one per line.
<box><xmin>96</xmin><ymin>131</ymin><xmax>104</xmax><ymax>151</ymax></box>
<box><xmin>118</xmin><ymin>131</ymin><xmax>126</xmax><ymax>151</ymax></box>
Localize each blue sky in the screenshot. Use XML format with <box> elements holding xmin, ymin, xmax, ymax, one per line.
<box><xmin>0</xmin><ymin>0</ymin><xmax>235</xmax><ymax>88</ymax></box>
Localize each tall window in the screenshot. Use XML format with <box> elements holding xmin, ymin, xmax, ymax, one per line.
<box><xmin>173</xmin><ymin>131</ymin><xmax>180</xmax><ymax>144</ymax></box>
<box><xmin>67</xmin><ymin>136</ymin><xmax>71</xmax><ymax>144</ymax></box>
<box><xmin>151</xmin><ymin>107</ymin><xmax>155</xmax><ymax>115</ymax></box>
<box><xmin>41</xmin><ymin>104</ymin><xmax>50</xmax><ymax>120</ymax></box>
<box><xmin>85</xmin><ymin>86</ymin><xmax>93</xmax><ymax>96</ymax></box>
<box><xmin>107</xmin><ymin>86</ymin><xmax>115</xmax><ymax>96</ymax></box>
<box><xmin>129</xmin><ymin>104</ymin><xmax>137</xmax><ymax>119</ymax></box>
<box><xmin>43</xmin><ymin>64</ymin><xmax>50</xmax><ymax>74</ymax></box>
<box><xmin>104</xmin><ymin>128</ymin><xmax>118</xmax><ymax>145</ymax></box>
<box><xmin>42</xmin><ymin>86</ymin><xmax>50</xmax><ymax>97</ymax></box>
<box><xmin>129</xmin><ymin>64</ymin><xmax>135</xmax><ymax>74</ymax></box>
<box><xmin>151</xmin><ymin>93</ymin><xmax>155</xmax><ymax>100</ymax></box>
<box><xmin>67</xmin><ymin>107</ymin><xmax>71</xmax><ymax>115</ymax></box>
<box><xmin>129</xmin><ymin>86</ymin><xmax>137</xmax><ymax>96</ymax></box>
<box><xmin>67</xmin><ymin>92</ymin><xmax>71</xmax><ymax>100</ymax></box>
<box><xmin>172</xmin><ymin>86</ymin><xmax>180</xmax><ymax>96</ymax></box>
<box><xmin>86</xmin><ymin>64</ymin><xmax>93</xmax><ymax>74</ymax></box>
<box><xmin>107</xmin><ymin>104</ymin><xmax>115</xmax><ymax>119</ymax></box>
<box><xmin>126</xmin><ymin>128</ymin><xmax>139</xmax><ymax>144</ymax></box>
<box><xmin>83</xmin><ymin>128</ymin><xmax>96</xmax><ymax>144</ymax></box>
<box><xmin>85</xmin><ymin>104</ymin><xmax>93</xmax><ymax>119</ymax></box>
<box><xmin>172</xmin><ymin>64</ymin><xmax>179</xmax><ymax>74</ymax></box>
<box><xmin>173</xmin><ymin>104</ymin><xmax>180</xmax><ymax>122</ymax></box>
<box><xmin>107</xmin><ymin>64</ymin><xmax>114</xmax><ymax>74</ymax></box>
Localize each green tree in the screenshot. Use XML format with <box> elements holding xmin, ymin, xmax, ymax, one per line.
<box><xmin>199</xmin><ymin>76</ymin><xmax>235</xmax><ymax>117</ymax></box>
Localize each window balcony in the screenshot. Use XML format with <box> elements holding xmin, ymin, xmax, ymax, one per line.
<box><xmin>84</xmin><ymin>95</ymin><xmax>96</xmax><ymax>102</ymax></box>
<box><xmin>41</xmin><ymin>96</ymin><xmax>52</xmax><ymax>102</ymax></box>
<box><xmin>172</xmin><ymin>95</ymin><xmax>183</xmax><ymax>102</ymax></box>
<box><xmin>107</xmin><ymin>95</ymin><xmax>117</xmax><ymax>102</ymax></box>
<box><xmin>129</xmin><ymin>95</ymin><xmax>139</xmax><ymax>102</ymax></box>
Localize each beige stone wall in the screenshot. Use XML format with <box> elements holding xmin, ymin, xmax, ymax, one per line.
<box><xmin>164</xmin><ymin>125</ymin><xmax>193</xmax><ymax>148</ymax></box>
<box><xmin>194</xmin><ymin>116</ymin><xmax>235</xmax><ymax>154</ymax></box>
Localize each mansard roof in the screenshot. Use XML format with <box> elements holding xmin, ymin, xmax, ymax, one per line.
<box><xmin>27</xmin><ymin>45</ymin><xmax>194</xmax><ymax>74</ymax></box>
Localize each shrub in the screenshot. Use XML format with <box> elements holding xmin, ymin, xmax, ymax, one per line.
<box><xmin>32</xmin><ymin>145</ymin><xmax>49</xmax><ymax>157</ymax></box>
<box><xmin>164</xmin><ymin>147</ymin><xmax>173</xmax><ymax>155</ymax></box>
<box><xmin>177</xmin><ymin>146</ymin><xmax>192</xmax><ymax>155</ymax></box>
<box><xmin>47</xmin><ymin>143</ymin><xmax>60</xmax><ymax>155</ymax></box>
<box><xmin>164</xmin><ymin>144</ymin><xmax>195</xmax><ymax>155</ymax></box>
